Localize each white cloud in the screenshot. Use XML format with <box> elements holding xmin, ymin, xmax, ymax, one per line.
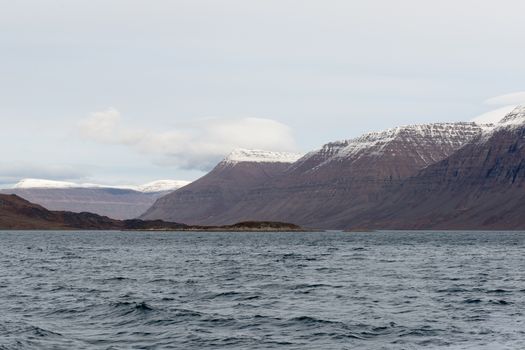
<box><xmin>78</xmin><ymin>108</ymin><xmax>298</xmax><ymax>170</ymax></box>
<box><xmin>78</xmin><ymin>108</ymin><xmax>120</xmax><ymax>140</ymax></box>
<box><xmin>485</xmin><ymin>92</ymin><xmax>525</xmax><ymax>106</ymax></box>
<box><xmin>470</xmin><ymin>91</ymin><xmax>525</xmax><ymax>124</ymax></box>
<box><xmin>78</xmin><ymin>108</ymin><xmax>145</xmax><ymax>145</ymax></box>
<box><xmin>470</xmin><ymin>105</ymin><xmax>519</xmax><ymax>124</ymax></box>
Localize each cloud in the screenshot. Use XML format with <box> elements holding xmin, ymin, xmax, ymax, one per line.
<box><xmin>79</xmin><ymin>108</ymin><xmax>298</xmax><ymax>170</ymax></box>
<box><xmin>0</xmin><ymin>163</ymin><xmax>88</xmax><ymax>186</ymax></box>
<box><xmin>485</xmin><ymin>92</ymin><xmax>525</xmax><ymax>106</ymax></box>
<box><xmin>470</xmin><ymin>91</ymin><xmax>525</xmax><ymax>124</ymax></box>
<box><xmin>78</xmin><ymin>108</ymin><xmax>146</xmax><ymax>145</ymax></box>
<box><xmin>78</xmin><ymin>107</ymin><xmax>121</xmax><ymax>141</ymax></box>
<box><xmin>470</xmin><ymin>105</ymin><xmax>519</xmax><ymax>124</ymax></box>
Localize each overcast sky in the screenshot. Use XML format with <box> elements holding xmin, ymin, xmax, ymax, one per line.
<box><xmin>1</xmin><ymin>0</ymin><xmax>525</xmax><ymax>185</ymax></box>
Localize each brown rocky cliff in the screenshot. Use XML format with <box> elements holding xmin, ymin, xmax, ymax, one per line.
<box><xmin>344</xmin><ymin>122</ymin><xmax>525</xmax><ymax>230</ymax></box>
<box><xmin>146</xmin><ymin>122</ymin><xmax>486</xmax><ymax>228</ymax></box>
<box><xmin>141</xmin><ymin>158</ymin><xmax>297</xmax><ymax>225</ymax></box>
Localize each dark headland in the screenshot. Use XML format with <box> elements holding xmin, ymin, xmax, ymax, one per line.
<box><xmin>0</xmin><ymin>194</ymin><xmax>303</xmax><ymax>231</ymax></box>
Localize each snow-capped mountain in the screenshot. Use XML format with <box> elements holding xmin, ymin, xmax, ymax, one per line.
<box><xmin>142</xmin><ymin>121</ymin><xmax>489</xmax><ymax>227</ymax></box>
<box><xmin>470</xmin><ymin>104</ymin><xmax>524</xmax><ymax>125</ymax></box>
<box><xmin>12</xmin><ymin>179</ymin><xmax>190</xmax><ymax>193</ymax></box>
<box><xmin>497</xmin><ymin>105</ymin><xmax>525</xmax><ymax>127</ymax></box>
<box><xmin>134</xmin><ymin>180</ymin><xmax>190</xmax><ymax>193</ymax></box>
<box><xmin>344</xmin><ymin>105</ymin><xmax>525</xmax><ymax>230</ymax></box>
<box><xmin>0</xmin><ymin>194</ymin><xmax>187</xmax><ymax>230</ymax></box>
<box><xmin>140</xmin><ymin>149</ymin><xmax>303</xmax><ymax>224</ymax></box>
<box><xmin>221</xmin><ymin>149</ymin><xmax>303</xmax><ymax>165</ymax></box>
<box><xmin>1</xmin><ymin>179</ymin><xmax>190</xmax><ymax>220</ymax></box>
<box><xmin>293</xmin><ymin>122</ymin><xmax>488</xmax><ymax>174</ymax></box>
<box><xmin>14</xmin><ymin>179</ymin><xmax>80</xmax><ymax>189</ymax></box>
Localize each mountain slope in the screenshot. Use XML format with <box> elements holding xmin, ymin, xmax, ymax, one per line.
<box><xmin>344</xmin><ymin>106</ymin><xmax>525</xmax><ymax>230</ymax></box>
<box><xmin>143</xmin><ymin>123</ymin><xmax>488</xmax><ymax>228</ymax></box>
<box><xmin>1</xmin><ymin>179</ymin><xmax>189</xmax><ymax>220</ymax></box>
<box><xmin>141</xmin><ymin>149</ymin><xmax>303</xmax><ymax>224</ymax></box>
<box><xmin>0</xmin><ymin>194</ymin><xmax>188</xmax><ymax>230</ymax></box>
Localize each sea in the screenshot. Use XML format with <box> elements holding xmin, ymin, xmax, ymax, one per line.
<box><xmin>0</xmin><ymin>230</ymin><xmax>524</xmax><ymax>350</ymax></box>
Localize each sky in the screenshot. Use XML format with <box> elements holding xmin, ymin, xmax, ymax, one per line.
<box><xmin>1</xmin><ymin>0</ymin><xmax>525</xmax><ymax>186</ymax></box>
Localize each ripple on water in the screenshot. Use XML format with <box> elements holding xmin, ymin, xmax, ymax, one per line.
<box><xmin>0</xmin><ymin>230</ymin><xmax>525</xmax><ymax>349</ymax></box>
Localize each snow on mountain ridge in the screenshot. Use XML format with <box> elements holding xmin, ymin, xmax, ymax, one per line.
<box><xmin>222</xmin><ymin>148</ymin><xmax>304</xmax><ymax>164</ymax></box>
<box><xmin>336</xmin><ymin>122</ymin><xmax>487</xmax><ymax>158</ymax></box>
<box><xmin>14</xmin><ymin>179</ymin><xmax>78</xmax><ymax>189</ymax></box>
<box><xmin>12</xmin><ymin>179</ymin><xmax>189</xmax><ymax>193</ymax></box>
<box><xmin>296</xmin><ymin>122</ymin><xmax>490</xmax><ymax>173</ymax></box>
<box><xmin>498</xmin><ymin>105</ymin><xmax>525</xmax><ymax>126</ymax></box>
<box><xmin>474</xmin><ymin>105</ymin><xmax>525</xmax><ymax>144</ymax></box>
<box><xmin>136</xmin><ymin>180</ymin><xmax>190</xmax><ymax>193</ymax></box>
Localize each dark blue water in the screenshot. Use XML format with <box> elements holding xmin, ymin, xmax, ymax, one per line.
<box><xmin>1</xmin><ymin>231</ymin><xmax>524</xmax><ymax>349</ymax></box>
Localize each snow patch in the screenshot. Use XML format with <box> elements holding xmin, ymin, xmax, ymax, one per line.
<box><xmin>222</xmin><ymin>149</ymin><xmax>304</xmax><ymax>164</ymax></box>
<box><xmin>498</xmin><ymin>105</ymin><xmax>525</xmax><ymax>126</ymax></box>
<box><xmin>477</xmin><ymin>105</ymin><xmax>525</xmax><ymax>140</ymax></box>
<box><xmin>12</xmin><ymin>178</ymin><xmax>189</xmax><ymax>193</ymax></box>
<box><xmin>334</xmin><ymin>122</ymin><xmax>486</xmax><ymax>160</ymax></box>
<box><xmin>298</xmin><ymin>122</ymin><xmax>490</xmax><ymax>172</ymax></box>
<box><xmin>14</xmin><ymin>179</ymin><xmax>78</xmax><ymax>189</ymax></box>
<box><xmin>135</xmin><ymin>180</ymin><xmax>190</xmax><ymax>193</ymax></box>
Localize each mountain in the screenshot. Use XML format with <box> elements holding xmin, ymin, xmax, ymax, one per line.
<box><xmin>0</xmin><ymin>194</ymin><xmax>303</xmax><ymax>231</ymax></box>
<box><xmin>140</xmin><ymin>149</ymin><xmax>304</xmax><ymax>224</ymax></box>
<box><xmin>142</xmin><ymin>122</ymin><xmax>489</xmax><ymax>228</ymax></box>
<box><xmin>0</xmin><ymin>179</ymin><xmax>190</xmax><ymax>220</ymax></box>
<box><xmin>10</xmin><ymin>178</ymin><xmax>190</xmax><ymax>193</ymax></box>
<box><xmin>0</xmin><ymin>194</ymin><xmax>188</xmax><ymax>230</ymax></box>
<box><xmin>344</xmin><ymin>105</ymin><xmax>525</xmax><ymax>230</ymax></box>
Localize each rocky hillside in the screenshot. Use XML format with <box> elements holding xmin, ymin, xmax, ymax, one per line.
<box><xmin>1</xmin><ymin>179</ymin><xmax>189</xmax><ymax>220</ymax></box>
<box><xmin>141</xmin><ymin>149</ymin><xmax>303</xmax><ymax>224</ymax></box>
<box><xmin>143</xmin><ymin>122</ymin><xmax>489</xmax><ymax>228</ymax></box>
<box><xmin>344</xmin><ymin>105</ymin><xmax>525</xmax><ymax>230</ymax></box>
<box><xmin>0</xmin><ymin>194</ymin><xmax>188</xmax><ymax>230</ymax></box>
<box><xmin>0</xmin><ymin>194</ymin><xmax>303</xmax><ymax>231</ymax></box>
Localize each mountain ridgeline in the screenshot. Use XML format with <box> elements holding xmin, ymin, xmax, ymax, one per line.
<box><xmin>142</xmin><ymin>149</ymin><xmax>304</xmax><ymax>225</ymax></box>
<box><xmin>0</xmin><ymin>180</ymin><xmax>190</xmax><ymax>220</ymax></box>
<box><xmin>0</xmin><ymin>194</ymin><xmax>303</xmax><ymax>231</ymax></box>
<box><xmin>0</xmin><ymin>194</ymin><xmax>188</xmax><ymax>230</ymax></box>
<box><xmin>346</xmin><ymin>107</ymin><xmax>525</xmax><ymax>230</ymax></box>
<box><xmin>142</xmin><ymin>106</ymin><xmax>525</xmax><ymax>230</ymax></box>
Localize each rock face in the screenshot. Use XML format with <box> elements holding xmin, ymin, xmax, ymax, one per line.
<box><xmin>143</xmin><ymin>123</ymin><xmax>488</xmax><ymax>228</ymax></box>
<box><xmin>0</xmin><ymin>194</ymin><xmax>188</xmax><ymax>230</ymax></box>
<box><xmin>345</xmin><ymin>106</ymin><xmax>525</xmax><ymax>230</ymax></box>
<box><xmin>141</xmin><ymin>149</ymin><xmax>304</xmax><ymax>224</ymax></box>
<box><xmin>0</xmin><ymin>179</ymin><xmax>189</xmax><ymax>220</ymax></box>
